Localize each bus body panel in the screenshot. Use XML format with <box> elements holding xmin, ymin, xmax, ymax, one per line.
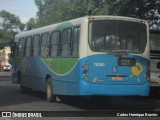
<box><xmin>78</xmin><ymin>55</ymin><xmax>150</xmax><ymax>96</ymax></box>
<box><xmin>13</xmin><ymin>55</ymin><xmax>150</xmax><ymax>96</ymax></box>
<box><xmin>79</xmin><ymin>81</ymin><xmax>150</xmax><ymax>96</ymax></box>
<box><xmin>13</xmin><ymin>57</ymin><xmax>81</xmax><ymax>95</ymax></box>
<box><xmin>87</xmin><ymin>54</ymin><xmax>149</xmax><ymax>85</ymax></box>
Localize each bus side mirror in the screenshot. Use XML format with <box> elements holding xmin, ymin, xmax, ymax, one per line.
<box><xmin>157</xmin><ymin>62</ymin><xmax>160</xmax><ymax>69</ymax></box>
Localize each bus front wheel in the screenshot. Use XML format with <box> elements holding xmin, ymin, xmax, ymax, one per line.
<box><xmin>46</xmin><ymin>78</ymin><xmax>56</xmax><ymax>102</ymax></box>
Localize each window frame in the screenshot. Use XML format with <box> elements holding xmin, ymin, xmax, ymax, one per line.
<box><xmin>25</xmin><ymin>36</ymin><xmax>33</xmax><ymax>57</ymax></box>
<box><xmin>33</xmin><ymin>34</ymin><xmax>41</xmax><ymax>57</ymax></box>
<box><xmin>61</xmin><ymin>28</ymin><xmax>72</xmax><ymax>58</ymax></box>
<box><xmin>18</xmin><ymin>37</ymin><xmax>26</xmax><ymax>57</ymax></box>
<box><xmin>71</xmin><ymin>26</ymin><xmax>80</xmax><ymax>58</ymax></box>
<box><xmin>50</xmin><ymin>30</ymin><xmax>61</xmax><ymax>58</ymax></box>
<box><xmin>40</xmin><ymin>32</ymin><xmax>51</xmax><ymax>58</ymax></box>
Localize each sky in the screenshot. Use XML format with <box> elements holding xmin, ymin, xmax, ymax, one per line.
<box><xmin>0</xmin><ymin>0</ymin><xmax>38</xmax><ymax>23</ymax></box>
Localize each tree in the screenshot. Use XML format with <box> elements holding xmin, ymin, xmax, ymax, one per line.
<box><xmin>33</xmin><ymin>0</ymin><xmax>160</xmax><ymax>29</ymax></box>
<box><xmin>0</xmin><ymin>29</ymin><xmax>13</xmax><ymax>49</ymax></box>
<box><xmin>26</xmin><ymin>18</ymin><xmax>36</xmax><ymax>30</ymax></box>
<box><xmin>0</xmin><ymin>10</ymin><xmax>25</xmax><ymax>32</ymax></box>
<box><xmin>107</xmin><ymin>0</ymin><xmax>160</xmax><ymax>29</ymax></box>
<box><xmin>34</xmin><ymin>0</ymin><xmax>95</xmax><ymax>27</ymax></box>
<box><xmin>0</xmin><ymin>10</ymin><xmax>24</xmax><ymax>48</ymax></box>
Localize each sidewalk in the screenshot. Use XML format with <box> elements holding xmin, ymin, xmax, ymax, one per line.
<box><xmin>0</xmin><ymin>71</ymin><xmax>11</xmax><ymax>78</ymax></box>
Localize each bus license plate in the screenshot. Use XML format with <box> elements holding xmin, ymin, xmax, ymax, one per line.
<box><xmin>112</xmin><ymin>76</ymin><xmax>123</xmax><ymax>80</ymax></box>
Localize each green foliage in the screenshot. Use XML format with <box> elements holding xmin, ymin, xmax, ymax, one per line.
<box><xmin>107</xmin><ymin>0</ymin><xmax>160</xmax><ymax>29</ymax></box>
<box><xmin>0</xmin><ymin>29</ymin><xmax>13</xmax><ymax>49</ymax></box>
<box><xmin>26</xmin><ymin>0</ymin><xmax>160</xmax><ymax>30</ymax></box>
<box><xmin>0</xmin><ymin>10</ymin><xmax>24</xmax><ymax>48</ymax></box>
<box><xmin>108</xmin><ymin>0</ymin><xmax>159</xmax><ymax>19</ymax></box>
<box><xmin>34</xmin><ymin>0</ymin><xmax>94</xmax><ymax>28</ymax></box>
<box><xmin>26</xmin><ymin>18</ymin><xmax>37</xmax><ymax>30</ymax></box>
<box><xmin>0</xmin><ymin>10</ymin><xmax>25</xmax><ymax>31</ymax></box>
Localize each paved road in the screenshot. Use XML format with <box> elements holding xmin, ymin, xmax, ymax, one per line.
<box><xmin>0</xmin><ymin>72</ymin><xmax>160</xmax><ymax>120</ymax></box>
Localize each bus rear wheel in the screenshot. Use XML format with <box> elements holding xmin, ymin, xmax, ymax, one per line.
<box><xmin>46</xmin><ymin>78</ymin><xmax>56</xmax><ymax>102</ymax></box>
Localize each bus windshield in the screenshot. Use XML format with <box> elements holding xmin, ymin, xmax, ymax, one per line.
<box><xmin>150</xmin><ymin>33</ymin><xmax>160</xmax><ymax>51</ymax></box>
<box><xmin>89</xmin><ymin>20</ymin><xmax>147</xmax><ymax>53</ymax></box>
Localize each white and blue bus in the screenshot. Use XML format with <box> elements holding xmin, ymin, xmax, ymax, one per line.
<box><xmin>11</xmin><ymin>16</ymin><xmax>150</xmax><ymax>102</ymax></box>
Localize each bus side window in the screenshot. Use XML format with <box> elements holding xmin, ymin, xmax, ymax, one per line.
<box><xmin>72</xmin><ymin>27</ymin><xmax>80</xmax><ymax>57</ymax></box>
<box><xmin>25</xmin><ymin>36</ymin><xmax>32</xmax><ymax>57</ymax></box>
<box><xmin>41</xmin><ymin>33</ymin><xmax>50</xmax><ymax>57</ymax></box>
<box><xmin>51</xmin><ymin>31</ymin><xmax>60</xmax><ymax>57</ymax></box>
<box><xmin>18</xmin><ymin>38</ymin><xmax>26</xmax><ymax>57</ymax></box>
<box><xmin>61</xmin><ymin>29</ymin><xmax>72</xmax><ymax>58</ymax></box>
<box><xmin>33</xmin><ymin>35</ymin><xmax>40</xmax><ymax>57</ymax></box>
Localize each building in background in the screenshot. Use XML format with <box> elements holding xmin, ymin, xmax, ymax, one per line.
<box><xmin>0</xmin><ymin>47</ymin><xmax>11</xmax><ymax>70</ymax></box>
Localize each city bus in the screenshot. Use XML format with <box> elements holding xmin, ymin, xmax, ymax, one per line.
<box><xmin>150</xmin><ymin>30</ymin><xmax>160</xmax><ymax>87</ymax></box>
<box><xmin>11</xmin><ymin>16</ymin><xmax>150</xmax><ymax>102</ymax></box>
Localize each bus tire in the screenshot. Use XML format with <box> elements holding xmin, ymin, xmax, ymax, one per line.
<box><xmin>46</xmin><ymin>78</ymin><xmax>56</xmax><ymax>102</ymax></box>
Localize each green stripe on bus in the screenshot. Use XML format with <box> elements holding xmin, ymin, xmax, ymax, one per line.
<box><xmin>43</xmin><ymin>58</ymin><xmax>79</xmax><ymax>74</ymax></box>
<box><xmin>56</xmin><ymin>22</ymin><xmax>73</xmax><ymax>30</ymax></box>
